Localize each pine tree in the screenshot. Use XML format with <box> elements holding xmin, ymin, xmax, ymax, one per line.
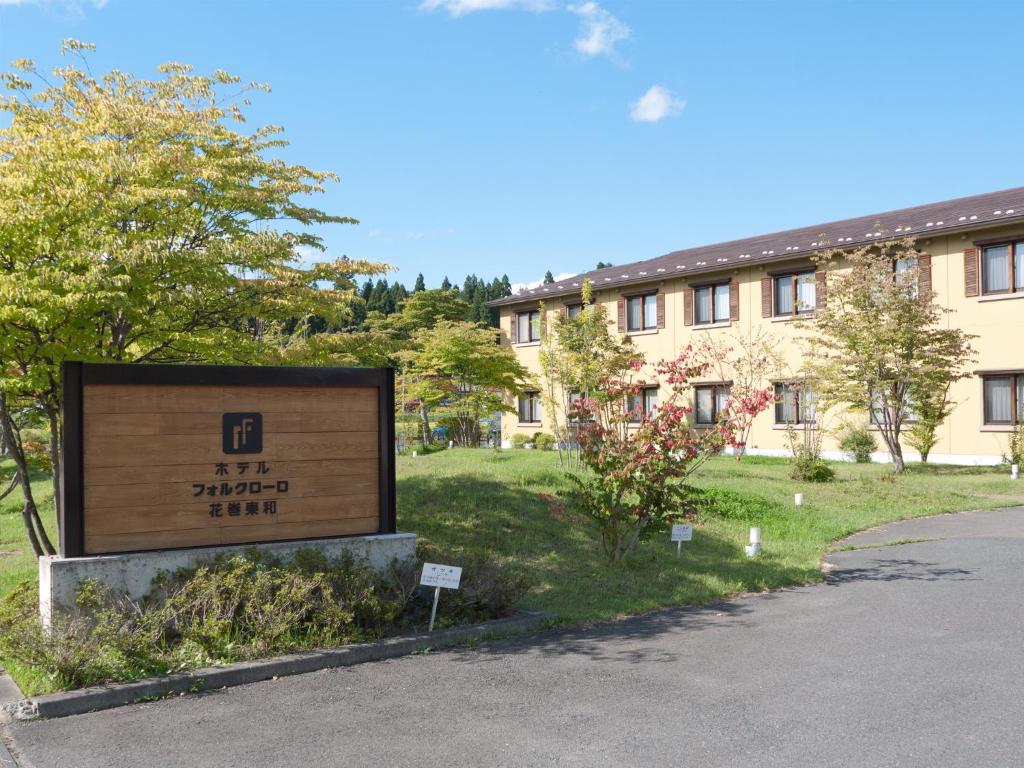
<box><xmin>414</xmin><ymin>273</ymin><xmax>426</xmax><ymax>292</ymax></box>
<box><xmin>440</xmin><ymin>276</ymin><xmax>451</xmax><ymax>291</ymax></box>
<box><xmin>543</xmin><ymin>270</ymin><xmax>555</xmax><ymax>284</ymax></box>
<box><xmin>499</xmin><ymin>274</ymin><xmax>512</xmax><ymax>296</ymax></box>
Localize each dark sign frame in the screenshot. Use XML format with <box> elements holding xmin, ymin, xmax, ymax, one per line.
<box><xmin>60</xmin><ymin>362</ymin><xmax>397</xmax><ymax>557</ymax></box>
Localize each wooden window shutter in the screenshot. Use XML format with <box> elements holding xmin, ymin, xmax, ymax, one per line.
<box><xmin>964</xmin><ymin>248</ymin><xmax>979</xmax><ymax>297</ymax></box>
<box><xmin>729</xmin><ymin>281</ymin><xmax>739</xmax><ymax>321</ymax></box>
<box><xmin>656</xmin><ymin>292</ymin><xmax>666</xmax><ymax>329</ymax></box>
<box><xmin>761</xmin><ymin>277</ymin><xmax>773</xmax><ymax>317</ymax></box>
<box><xmin>683</xmin><ymin>287</ymin><xmax>694</xmax><ymax>326</ymax></box>
<box><xmin>917</xmin><ymin>253</ymin><xmax>932</xmax><ymax>298</ymax></box>
<box><xmin>815</xmin><ymin>271</ymin><xmax>827</xmax><ymax>310</ymax></box>
<box><xmin>617</xmin><ymin>297</ymin><xmax>626</xmax><ymax>333</ymax></box>
<box><xmin>509</xmin><ymin>314</ymin><xmax>518</xmax><ymax>345</ymax></box>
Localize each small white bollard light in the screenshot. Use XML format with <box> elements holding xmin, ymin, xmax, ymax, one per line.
<box><xmin>745</xmin><ymin>527</ymin><xmax>761</xmax><ymax>557</ymax></box>
<box><xmin>449</xmin><ymin>440</ymin><xmax>454</xmax><ymax>449</ymax></box>
<box><xmin>412</xmin><ymin>450</ymin><xmax>417</xmax><ymax>458</ymax></box>
<box><xmin>794</xmin><ymin>492</ymin><xmax>804</xmax><ymax>507</ymax></box>
<box><xmin>1012</xmin><ymin>464</ymin><xmax>1020</xmax><ymax>481</ymax></box>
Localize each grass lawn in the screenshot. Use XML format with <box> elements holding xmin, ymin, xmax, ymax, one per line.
<box><xmin>398</xmin><ymin>450</ymin><xmax>1022</xmax><ymax>623</ymax></box>
<box><xmin>0</xmin><ymin>460</ymin><xmax>56</xmax><ymax>596</ymax></box>
<box><xmin>0</xmin><ymin>452</ymin><xmax>1021</xmax><ymax>626</ymax></box>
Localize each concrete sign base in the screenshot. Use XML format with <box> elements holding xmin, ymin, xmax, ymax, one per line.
<box><xmin>39</xmin><ymin>532</ymin><xmax>416</xmax><ymax>626</ymax></box>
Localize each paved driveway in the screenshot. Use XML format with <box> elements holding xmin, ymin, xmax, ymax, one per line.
<box><xmin>6</xmin><ymin>507</ymin><xmax>1024</xmax><ymax>768</ymax></box>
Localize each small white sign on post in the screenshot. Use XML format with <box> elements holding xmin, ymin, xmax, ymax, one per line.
<box><xmin>420</xmin><ymin>563</ymin><xmax>463</xmax><ymax>631</ymax></box>
<box><xmin>671</xmin><ymin>523</ymin><xmax>693</xmax><ymax>557</ymax></box>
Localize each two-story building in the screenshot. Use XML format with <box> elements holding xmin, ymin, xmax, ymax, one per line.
<box><xmin>487</xmin><ymin>187</ymin><xmax>1024</xmax><ymax>465</ymax></box>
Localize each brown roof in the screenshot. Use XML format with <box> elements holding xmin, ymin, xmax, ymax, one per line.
<box><xmin>488</xmin><ymin>186</ymin><xmax>1024</xmax><ymax>307</ymax></box>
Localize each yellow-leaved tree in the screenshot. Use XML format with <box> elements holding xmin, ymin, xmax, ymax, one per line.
<box><xmin>0</xmin><ymin>41</ymin><xmax>388</xmax><ymax>554</ymax></box>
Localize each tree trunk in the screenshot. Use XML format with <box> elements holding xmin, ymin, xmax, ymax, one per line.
<box><xmin>419</xmin><ymin>404</ymin><xmax>431</xmax><ymax>446</ymax></box>
<box><xmin>0</xmin><ymin>396</ymin><xmax>56</xmax><ymax>556</ymax></box>
<box><xmin>45</xmin><ymin>403</ymin><xmax>63</xmax><ymax>520</ymax></box>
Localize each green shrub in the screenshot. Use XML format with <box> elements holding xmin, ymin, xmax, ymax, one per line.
<box><xmin>689</xmin><ymin>486</ymin><xmax>788</xmax><ymax>524</ymax></box>
<box><xmin>838</xmin><ymin>422</ymin><xmax>877</xmax><ymax>463</ymax></box>
<box><xmin>533</xmin><ymin>433</ymin><xmax>556</xmax><ymax>451</ymax></box>
<box><xmin>510</xmin><ymin>433</ymin><xmax>529</xmax><ymax>449</ymax></box>
<box><xmin>790</xmin><ymin>450</ymin><xmax>835</xmax><ymax>483</ymax></box>
<box><xmin>0</xmin><ymin>550</ymin><xmax>531</xmax><ymax>695</ymax></box>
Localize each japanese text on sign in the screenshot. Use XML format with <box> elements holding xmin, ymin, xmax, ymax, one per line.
<box><xmin>420</xmin><ymin>563</ymin><xmax>463</xmax><ymax>589</ymax></box>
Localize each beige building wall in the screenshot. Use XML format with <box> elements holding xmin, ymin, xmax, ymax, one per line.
<box><xmin>499</xmin><ymin>221</ymin><xmax>1024</xmax><ymax>465</ymax></box>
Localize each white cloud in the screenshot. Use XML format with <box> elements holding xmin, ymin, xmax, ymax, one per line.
<box><xmin>510</xmin><ymin>272</ymin><xmax>576</xmax><ymax>293</ymax></box>
<box><xmin>0</xmin><ymin>0</ymin><xmax>106</xmax><ymax>9</ymax></box>
<box><xmin>630</xmin><ymin>85</ymin><xmax>686</xmax><ymax>123</ymax></box>
<box><xmin>569</xmin><ymin>2</ymin><xmax>630</xmax><ymax>57</ymax></box>
<box><xmin>420</xmin><ymin>0</ymin><xmax>553</xmax><ymax>16</ymax></box>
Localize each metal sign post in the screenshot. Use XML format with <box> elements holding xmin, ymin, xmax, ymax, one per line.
<box><xmin>420</xmin><ymin>562</ymin><xmax>463</xmax><ymax>632</ymax></box>
<box><xmin>671</xmin><ymin>524</ymin><xmax>693</xmax><ymax>558</ymax></box>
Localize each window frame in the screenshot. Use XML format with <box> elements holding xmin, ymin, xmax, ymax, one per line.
<box><xmin>774</xmin><ymin>381</ymin><xmax>816</xmax><ymax>425</ymax></box>
<box><xmin>626</xmin><ymin>292</ymin><xmax>659</xmax><ymax>332</ymax></box>
<box><xmin>981</xmin><ymin>373</ymin><xmax>1024</xmax><ymax>426</ymax></box>
<box><xmin>516</xmin><ymin>309</ymin><xmax>541</xmax><ymax>343</ymax></box>
<box><xmin>773</xmin><ymin>270</ymin><xmax>816</xmax><ymax>317</ymax></box>
<box><xmin>693</xmin><ymin>282</ymin><xmax>731</xmax><ymax>326</ymax></box>
<box><xmin>979</xmin><ymin>241</ymin><xmax>1024</xmax><ymax>296</ymax></box>
<box><xmin>694</xmin><ymin>384</ymin><xmax>731</xmax><ymax>425</ymax></box>
<box><xmin>518</xmin><ymin>391</ymin><xmax>542</xmax><ymax>423</ymax></box>
<box><xmin>627</xmin><ymin>386</ymin><xmax>659</xmax><ymax>423</ymax></box>
<box><xmin>566</xmin><ymin>303</ymin><xmax>583</xmax><ymax>320</ymax></box>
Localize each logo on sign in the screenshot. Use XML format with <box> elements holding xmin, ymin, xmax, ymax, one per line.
<box><xmin>222</xmin><ymin>413</ymin><xmax>263</xmax><ymax>454</ymax></box>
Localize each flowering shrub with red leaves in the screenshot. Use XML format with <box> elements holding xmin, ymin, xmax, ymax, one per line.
<box><xmin>566</xmin><ymin>346</ymin><xmax>773</xmax><ymax>561</ymax></box>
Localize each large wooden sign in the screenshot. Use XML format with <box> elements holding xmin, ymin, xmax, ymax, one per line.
<box><xmin>60</xmin><ymin>363</ymin><xmax>396</xmax><ymax>557</ymax></box>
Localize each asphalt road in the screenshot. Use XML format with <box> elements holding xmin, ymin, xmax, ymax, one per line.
<box><xmin>6</xmin><ymin>507</ymin><xmax>1024</xmax><ymax>768</ymax></box>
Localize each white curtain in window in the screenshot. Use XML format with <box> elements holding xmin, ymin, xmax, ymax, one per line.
<box><xmin>714</xmin><ymin>284</ymin><xmax>731</xmax><ymax>321</ymax></box>
<box><xmin>694</xmin><ymin>287</ymin><xmax>711</xmax><ymax>323</ymax></box>
<box><xmin>985</xmin><ymin>377</ymin><xmax>1012</xmax><ymax>422</ymax></box>
<box><xmin>796</xmin><ymin>273</ymin><xmax>816</xmax><ymax>311</ymax></box>
<box><xmin>1016</xmin><ymin>243</ymin><xmax>1024</xmax><ymax>290</ymax></box>
<box><xmin>695</xmin><ymin>388</ymin><xmax>713</xmax><ymax>423</ymax></box>
<box><xmin>517</xmin><ymin>314</ymin><xmax>529</xmax><ymax>343</ymax></box>
<box><xmin>715</xmin><ymin>387</ymin><xmax>731</xmax><ymax>417</ymax></box>
<box><xmin>644</xmin><ymin>388</ymin><xmax>658</xmax><ymax>416</ymax></box>
<box><xmin>1017</xmin><ymin>376</ymin><xmax>1024</xmax><ymax>421</ymax></box>
<box><xmin>775</xmin><ymin>384</ymin><xmax>795</xmax><ymax>422</ymax></box>
<box><xmin>983</xmin><ymin>246</ymin><xmax>1010</xmax><ymax>293</ymax></box>
<box><xmin>628</xmin><ymin>297</ymin><xmax>642</xmax><ymax>330</ymax></box>
<box><xmin>775</xmin><ymin>276</ymin><xmax>793</xmax><ymax>314</ymax></box>
<box><xmin>799</xmin><ymin>388</ymin><xmax>816</xmax><ymax>423</ymax></box>
<box><xmin>529</xmin><ymin>311</ymin><xmax>540</xmax><ymax>341</ymax></box>
<box><xmin>643</xmin><ymin>294</ymin><xmax>657</xmax><ymax>328</ymax></box>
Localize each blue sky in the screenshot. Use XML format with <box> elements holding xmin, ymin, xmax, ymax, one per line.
<box><xmin>2</xmin><ymin>0</ymin><xmax>1022</xmax><ymax>290</ymax></box>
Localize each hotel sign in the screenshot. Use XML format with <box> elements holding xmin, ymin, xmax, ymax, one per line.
<box><xmin>60</xmin><ymin>363</ymin><xmax>396</xmax><ymax>557</ymax></box>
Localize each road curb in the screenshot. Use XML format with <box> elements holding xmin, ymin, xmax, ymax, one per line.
<box><xmin>10</xmin><ymin>609</ymin><xmax>553</xmax><ymax>721</ymax></box>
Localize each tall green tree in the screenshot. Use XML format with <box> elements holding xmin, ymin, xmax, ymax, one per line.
<box><xmin>413</xmin><ymin>273</ymin><xmax>426</xmax><ymax>292</ymax></box>
<box><xmin>802</xmin><ymin>238</ymin><xmax>975</xmax><ymax>472</ymax></box>
<box><xmin>400</xmin><ymin>321</ymin><xmax>529</xmax><ymax>447</ymax></box>
<box><xmin>0</xmin><ymin>42</ymin><xmax>386</xmax><ymax>552</ymax></box>
<box><xmin>538</xmin><ymin>281</ymin><xmax>635</xmax><ymax>468</ymax></box>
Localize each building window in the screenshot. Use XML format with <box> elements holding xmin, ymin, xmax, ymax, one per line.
<box><xmin>982</xmin><ymin>374</ymin><xmax>1024</xmax><ymax>425</ymax></box>
<box><xmin>870</xmin><ymin>388</ymin><xmax>917</xmax><ymax>425</ymax></box>
<box><xmin>694</xmin><ymin>283</ymin><xmax>731</xmax><ymax>325</ymax></box>
<box><xmin>773</xmin><ymin>271</ymin><xmax>816</xmax><ymax>316</ymax></box>
<box><xmin>694</xmin><ymin>384</ymin><xmax>731</xmax><ymax>425</ymax></box>
<box><xmin>626</xmin><ymin>293</ymin><xmax>658</xmax><ymax>332</ymax></box>
<box><xmin>516</xmin><ymin>310</ymin><xmax>541</xmax><ymax>343</ymax></box>
<box><xmin>980</xmin><ymin>242</ymin><xmax>1024</xmax><ymax>295</ymax></box>
<box><xmin>518</xmin><ymin>391</ymin><xmax>541</xmax><ymax>423</ymax></box>
<box><xmin>627</xmin><ymin>386</ymin><xmax>659</xmax><ymax>422</ymax></box>
<box><xmin>566</xmin><ymin>303</ymin><xmax>583</xmax><ymax>319</ymax></box>
<box><xmin>774</xmin><ymin>382</ymin><xmax>815</xmax><ymax>425</ymax></box>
